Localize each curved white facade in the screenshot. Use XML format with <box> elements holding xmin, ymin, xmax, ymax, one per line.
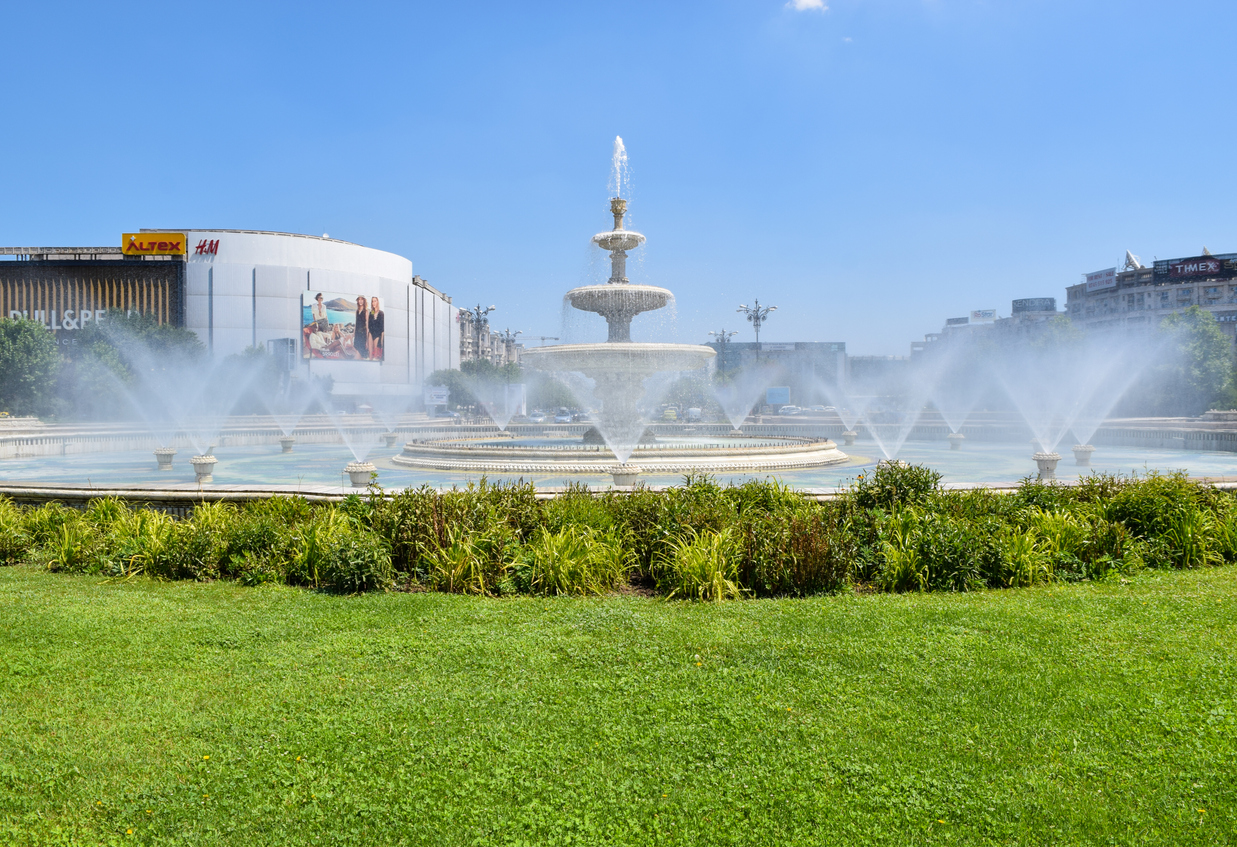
<box><xmin>180</xmin><ymin>230</ymin><xmax>458</xmax><ymax>396</ymax></box>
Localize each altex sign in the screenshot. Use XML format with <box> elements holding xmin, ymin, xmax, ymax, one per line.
<box><xmin>122</xmin><ymin>233</ymin><xmax>186</xmax><ymax>256</ymax></box>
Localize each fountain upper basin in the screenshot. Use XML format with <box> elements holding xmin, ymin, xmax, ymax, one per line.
<box><xmin>522</xmin><ymin>341</ymin><xmax>715</xmax><ymax>375</ymax></box>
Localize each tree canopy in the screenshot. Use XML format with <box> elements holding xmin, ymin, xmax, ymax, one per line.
<box><xmin>0</xmin><ymin>318</ymin><xmax>60</xmax><ymax>417</ymax></box>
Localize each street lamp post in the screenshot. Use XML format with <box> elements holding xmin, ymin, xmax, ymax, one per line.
<box><xmin>467</xmin><ymin>304</ymin><xmax>496</xmax><ymax>361</ymax></box>
<box><xmin>498</xmin><ymin>328</ymin><xmax>522</xmax><ymax>364</ymax></box>
<box><xmin>737</xmin><ymin>300</ymin><xmax>777</xmax><ymax>344</ymax></box>
<box><xmin>709</xmin><ymin>328</ymin><xmax>739</xmax><ymax>373</ymax></box>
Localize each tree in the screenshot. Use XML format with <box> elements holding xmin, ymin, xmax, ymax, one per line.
<box><xmin>58</xmin><ymin>309</ymin><xmax>207</xmax><ymax>420</ymax></box>
<box><xmin>527</xmin><ymin>373</ymin><xmax>578</xmax><ymax>410</ymax></box>
<box><xmin>427</xmin><ymin>368</ymin><xmax>476</xmax><ymax>411</ymax></box>
<box><xmin>1156</xmin><ymin>306</ymin><xmax>1233</xmax><ymax>415</ymax></box>
<box><xmin>429</xmin><ymin>361</ymin><xmax>579</xmax><ymax>412</ymax></box>
<box><xmin>0</xmin><ymin>318</ymin><xmax>60</xmax><ymax>417</ymax></box>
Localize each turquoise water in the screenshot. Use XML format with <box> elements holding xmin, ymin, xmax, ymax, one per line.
<box><xmin>1</xmin><ymin>440</ymin><xmax>1233</xmax><ymax>491</ymax></box>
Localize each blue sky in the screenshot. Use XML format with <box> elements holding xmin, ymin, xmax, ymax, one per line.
<box><xmin>3</xmin><ymin>1</ymin><xmax>1235</xmax><ymax>354</ymax></box>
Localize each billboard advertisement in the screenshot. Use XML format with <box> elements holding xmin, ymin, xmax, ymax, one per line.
<box><xmin>302</xmin><ymin>291</ymin><xmax>385</xmax><ymax>361</ymax></box>
<box><xmin>1153</xmin><ymin>255</ymin><xmax>1237</xmax><ymax>281</ymax></box>
<box><xmin>1085</xmin><ymin>267</ymin><xmax>1117</xmax><ymax>291</ymax></box>
<box><xmin>1012</xmin><ymin>298</ymin><xmax>1056</xmax><ymax>314</ymax></box>
<box><xmin>122</xmin><ymin>232</ymin><xmax>186</xmax><ymax>256</ymax></box>
<box><xmin>970</xmin><ymin>309</ymin><xmax>997</xmax><ymax>322</ymax></box>
<box><xmin>766</xmin><ymin>386</ymin><xmax>791</xmax><ymax>405</ymax></box>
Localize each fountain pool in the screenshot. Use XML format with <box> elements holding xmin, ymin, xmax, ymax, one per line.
<box><xmin>2</xmin><ymin>440</ymin><xmax>1234</xmax><ymax>494</ymax></box>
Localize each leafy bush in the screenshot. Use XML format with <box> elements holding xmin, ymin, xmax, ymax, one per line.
<box><xmin>318</xmin><ymin>532</ymin><xmax>393</xmax><ymax>593</ymax></box>
<box><xmin>6</xmin><ymin>464</ymin><xmax>1237</xmax><ymax>599</ymax></box>
<box><xmin>850</xmin><ymin>462</ymin><xmax>942</xmax><ymax>511</ymax></box>
<box><xmin>735</xmin><ymin>501</ymin><xmax>852</xmax><ymax>596</ymax></box>
<box><xmin>1104</xmin><ymin>472</ymin><xmax>1203</xmax><ymax>539</ymax></box>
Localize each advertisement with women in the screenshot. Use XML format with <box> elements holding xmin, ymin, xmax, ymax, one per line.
<box><xmin>302</xmin><ymin>291</ymin><xmax>385</xmax><ymax>361</ymax></box>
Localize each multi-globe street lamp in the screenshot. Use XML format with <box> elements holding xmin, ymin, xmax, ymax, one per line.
<box><xmin>737</xmin><ymin>300</ymin><xmax>777</xmax><ymax>343</ymax></box>
<box><xmin>708</xmin><ymin>329</ymin><xmax>738</xmax><ymax>345</ymax></box>
<box><xmin>466</xmin><ymin>304</ymin><xmax>496</xmax><ymax>361</ymax></box>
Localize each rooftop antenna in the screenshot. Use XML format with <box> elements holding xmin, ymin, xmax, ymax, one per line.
<box><xmin>1122</xmin><ymin>250</ymin><xmax>1142</xmax><ymax>270</ymax></box>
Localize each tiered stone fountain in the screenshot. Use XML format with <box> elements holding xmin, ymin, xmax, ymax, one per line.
<box><xmin>393</xmin><ymin>194</ymin><xmax>847</xmax><ymax>485</ymax></box>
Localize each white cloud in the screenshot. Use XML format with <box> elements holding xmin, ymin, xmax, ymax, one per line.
<box><xmin>786</xmin><ymin>0</ymin><xmax>828</xmax><ymax>10</ymax></box>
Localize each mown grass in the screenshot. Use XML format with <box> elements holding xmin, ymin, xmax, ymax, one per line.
<box><xmin>1</xmin><ymin>564</ymin><xmax>1234</xmax><ymax>845</ymax></box>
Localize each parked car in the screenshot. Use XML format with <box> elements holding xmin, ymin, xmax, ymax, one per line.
<box><xmin>686</xmin><ymin>407</ymin><xmax>702</xmax><ymax>422</ymax></box>
<box><xmin>554</xmin><ymin>410</ymin><xmax>574</xmax><ymax>423</ymax></box>
<box><xmin>528</xmin><ymin>411</ymin><xmax>547</xmax><ymax>423</ymax></box>
<box><xmin>777</xmin><ymin>405</ymin><xmax>802</xmax><ymax>416</ymax></box>
<box><xmin>806</xmin><ymin>405</ymin><xmax>829</xmax><ymax>412</ymax></box>
<box><xmin>432</xmin><ymin>409</ymin><xmax>460</xmax><ymax>418</ymax></box>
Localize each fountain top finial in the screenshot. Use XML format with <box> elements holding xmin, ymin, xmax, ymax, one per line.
<box><xmin>610</xmin><ymin>197</ymin><xmax>627</xmax><ymax>231</ymax></box>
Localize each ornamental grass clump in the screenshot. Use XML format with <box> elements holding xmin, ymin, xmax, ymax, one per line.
<box><xmin>425</xmin><ymin>523</ymin><xmax>517</xmax><ymax>595</ymax></box>
<box><xmin>659</xmin><ymin>528</ymin><xmax>745</xmax><ymax>603</ymax></box>
<box><xmin>517</xmin><ymin>526</ymin><xmax>627</xmax><ymax>596</ymax></box>
<box><xmin>0</xmin><ymin>497</ymin><xmax>28</xmax><ymax>565</ymax></box>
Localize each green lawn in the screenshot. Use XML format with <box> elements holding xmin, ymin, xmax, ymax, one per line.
<box><xmin>1</xmin><ymin>566</ymin><xmax>1235</xmax><ymax>845</ymax></box>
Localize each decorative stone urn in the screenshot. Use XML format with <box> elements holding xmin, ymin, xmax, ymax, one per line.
<box><xmin>345</xmin><ymin>461</ymin><xmax>376</xmax><ymax>488</ymax></box>
<box><xmin>1033</xmin><ymin>451</ymin><xmax>1062</xmax><ymax>481</ymax></box>
<box><xmin>190</xmin><ymin>455</ymin><xmax>218</xmax><ymax>484</ymax></box>
<box><xmin>279</xmin><ymin>436</ymin><xmax>296</xmax><ymax>453</ymax></box>
<box><xmin>842</xmin><ymin>430</ymin><xmax>857</xmax><ymax>446</ymax></box>
<box><xmin>382</xmin><ymin>432</ymin><xmax>399</xmax><ymax>449</ymax></box>
<box><xmin>947</xmin><ymin>432</ymin><xmax>965</xmax><ymax>451</ymax></box>
<box><xmin>1072</xmin><ymin>444</ymin><xmax>1095</xmax><ymax>466</ymax></box>
<box><xmin>154</xmin><ymin>447</ymin><xmax>176</xmax><ymax>470</ymax></box>
<box><xmin>610</xmin><ymin>464</ymin><xmax>641</xmax><ymax>487</ymax></box>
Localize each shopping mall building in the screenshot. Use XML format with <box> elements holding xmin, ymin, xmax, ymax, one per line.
<box><xmin>0</xmin><ymin>230</ymin><xmax>459</xmax><ymax>397</ymax></box>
